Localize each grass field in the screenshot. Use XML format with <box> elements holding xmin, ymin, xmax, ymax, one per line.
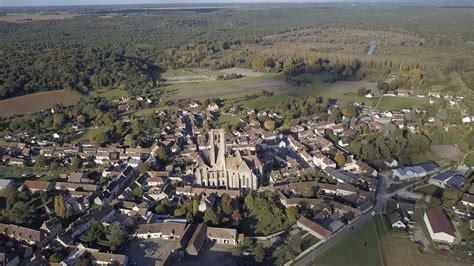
<box><xmin>240</xmin><ymin>95</ymin><xmax>289</xmax><ymax>110</ymax></box>
<box><xmin>314</xmin><ymin>219</ymin><xmax>385</xmax><ymax>266</ymax></box>
<box><xmin>163</xmin><ymin>72</ymin><xmax>290</xmax><ymax>100</ymax></box>
<box><xmin>89</xmin><ymin>87</ymin><xmax>128</xmax><ymax>99</ymax></box>
<box><xmin>383</xmin><ymin>237</ymin><xmax>471</xmax><ymax>266</ymax></box>
<box><xmin>413</xmin><ymin>184</ymin><xmax>443</xmax><ymax>196</ymax></box>
<box><xmin>0</xmin><ymin>165</ymin><xmax>60</xmax><ymax>181</ymax></box>
<box><xmin>216</xmin><ymin>114</ymin><xmax>242</xmax><ymax>127</ymax></box>
<box><xmin>0</xmin><ymin>90</ymin><xmax>80</xmax><ymax>117</ymax></box>
<box><xmin>378</xmin><ymin>96</ymin><xmax>428</xmax><ymax>110</ymax></box>
<box><xmin>239</xmin><ymin>208</ymin><xmax>288</xmax><ymax>236</ymax></box>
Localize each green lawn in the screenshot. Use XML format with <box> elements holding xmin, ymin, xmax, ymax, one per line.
<box><xmin>90</xmin><ymin>87</ymin><xmax>128</xmax><ymax>99</ymax></box>
<box><xmin>386</xmin><ymin>179</ymin><xmax>420</xmax><ymax>193</ymax></box>
<box><xmin>79</xmin><ymin>126</ymin><xmax>112</xmax><ymax>141</ymax></box>
<box><xmin>241</xmin><ymin>95</ymin><xmax>289</xmax><ymax>110</ymax></box>
<box><xmin>301</xmin><ymin>234</ymin><xmax>319</xmax><ymax>250</ymax></box>
<box><xmin>217</xmin><ymin>114</ymin><xmax>241</xmax><ymax>127</ymax></box>
<box><xmin>0</xmin><ymin>164</ymin><xmax>60</xmax><ymax>181</ymax></box>
<box><xmin>239</xmin><ymin>209</ymin><xmax>288</xmax><ymax>236</ymax></box>
<box><xmin>413</xmin><ymin>184</ymin><xmax>443</xmax><ymax>196</ymax></box>
<box><xmin>314</xmin><ymin>219</ymin><xmax>385</xmax><ymax>266</ymax></box>
<box><xmin>378</xmin><ymin>96</ymin><xmax>427</xmax><ymax>110</ymax></box>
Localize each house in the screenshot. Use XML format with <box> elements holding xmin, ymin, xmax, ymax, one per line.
<box><xmin>461</xmin><ymin>194</ymin><xmax>474</xmax><ymax>208</ymax></box>
<box><xmin>89</xmin><ymin>251</ymin><xmax>128</xmax><ymax>266</ymax></box>
<box><xmin>384</xmin><ymin>158</ymin><xmax>398</xmax><ymax>168</ymax></box>
<box><xmin>134</xmin><ymin>222</ymin><xmax>186</xmax><ymax>240</ymax></box>
<box><xmin>0</xmin><ymin>179</ymin><xmax>13</xmax><ymax>192</ymax></box>
<box><xmin>207</xmin><ymin>226</ymin><xmax>241</xmax><ymax>245</ymax></box>
<box><xmin>297</xmin><ymin>216</ymin><xmax>331</xmax><ymax>241</ymax></box>
<box><xmin>462</xmin><ymin>116</ymin><xmax>472</xmax><ymax>123</ymax></box>
<box><xmin>423</xmin><ymin>211</ymin><xmax>456</xmax><ymax>244</ymax></box>
<box><xmin>396</xmin><ymin>89</ymin><xmax>410</xmax><ymax>97</ymax></box>
<box><xmin>23</xmin><ymin>180</ymin><xmax>54</xmax><ymax>192</ymax></box>
<box><xmin>0</xmin><ymin>223</ymin><xmax>45</xmax><ymax>246</ymax></box>
<box><xmin>186</xmin><ymin>223</ymin><xmax>208</xmax><ymax>256</ymax></box>
<box><xmin>388</xmin><ymin>212</ymin><xmax>406</xmax><ymax>230</ymax></box>
<box><xmin>398</xmin><ymin>202</ymin><xmax>415</xmax><ymax>216</ymax></box>
<box><xmin>207</xmin><ymin>103</ymin><xmax>219</xmax><ymax>111</ymax></box>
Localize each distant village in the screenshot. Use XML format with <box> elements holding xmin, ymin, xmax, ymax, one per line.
<box><xmin>0</xmin><ymin>93</ymin><xmax>472</xmax><ymax>266</ymax></box>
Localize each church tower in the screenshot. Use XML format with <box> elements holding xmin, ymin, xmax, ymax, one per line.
<box><xmin>209</xmin><ymin>129</ymin><xmax>226</xmax><ymax>171</ymax></box>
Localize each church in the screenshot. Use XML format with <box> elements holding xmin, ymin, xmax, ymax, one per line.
<box><xmin>195</xmin><ymin>129</ymin><xmax>261</xmax><ymax>190</ymax></box>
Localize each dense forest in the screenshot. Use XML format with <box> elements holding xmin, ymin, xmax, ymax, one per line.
<box><xmin>0</xmin><ymin>5</ymin><xmax>473</xmax><ymax>98</ymax></box>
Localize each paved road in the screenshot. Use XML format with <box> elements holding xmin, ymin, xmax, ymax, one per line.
<box><xmin>294</xmin><ymin>174</ymin><xmax>391</xmax><ymax>266</ymax></box>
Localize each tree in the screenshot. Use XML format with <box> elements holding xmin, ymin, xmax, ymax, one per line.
<box><xmin>106</xmin><ymin>222</ymin><xmax>126</xmax><ymax>248</ymax></box>
<box><xmin>39</xmin><ymin>191</ymin><xmax>48</xmax><ymax>206</ymax></box>
<box><xmin>6</xmin><ymin>201</ymin><xmax>35</xmax><ymax>225</ymax></box>
<box><xmin>220</xmin><ymin>194</ymin><xmax>234</xmax><ymax>216</ymax></box>
<box><xmin>285</xmin><ymin>207</ymin><xmax>298</xmax><ymax>224</ymax></box>
<box><xmin>253</xmin><ymin>243</ymin><xmax>265</xmax><ymax>262</ymax></box>
<box><xmin>263</xmin><ymin>120</ymin><xmax>275</xmax><ymax>131</ymax></box>
<box><xmin>244</xmin><ymin>193</ymin><xmax>255</xmax><ymax>210</ymax></box>
<box><xmin>192</xmin><ymin>200</ymin><xmax>200</xmax><ymax>216</ymax></box>
<box><xmin>132</xmin><ymin>186</ymin><xmax>144</xmax><ymax>201</ymax></box>
<box><xmin>334</xmin><ymin>153</ymin><xmax>346</xmax><ymax>168</ymax></box>
<box><xmin>155</xmin><ymin>198</ymin><xmax>171</xmax><ymax>214</ymax></box>
<box><xmin>54</xmin><ymin>195</ymin><xmax>67</xmax><ymax>219</ymax></box>
<box><xmin>71</xmin><ymin>157</ymin><xmax>83</xmax><ymax>171</ymax></box>
<box><xmin>36</xmin><ymin>155</ymin><xmax>47</xmax><ymax>168</ymax></box>
<box><xmin>155</xmin><ymin>146</ymin><xmax>169</xmax><ymax>166</ymax></box>
<box><xmin>203</xmin><ymin>208</ymin><xmax>218</xmax><ymax>226</ymax></box>
<box><xmin>357</xmin><ymin>87</ymin><xmax>368</xmax><ymax>96</ymax></box>
<box><xmin>302</xmin><ymin>187</ymin><xmax>314</xmax><ymax>198</ymax></box>
<box><xmin>411</xmin><ymin>68</ymin><xmax>422</xmax><ymax>81</ymax></box>
<box><xmin>80</xmin><ymin>220</ymin><xmax>105</xmax><ymax>245</ymax></box>
<box><xmin>74</xmin><ymin>251</ymin><xmax>93</xmax><ymax>266</ymax></box>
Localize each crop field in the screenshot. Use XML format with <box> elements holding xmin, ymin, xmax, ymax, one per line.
<box><xmin>0</xmin><ymin>90</ymin><xmax>80</xmax><ymax>117</ymax></box>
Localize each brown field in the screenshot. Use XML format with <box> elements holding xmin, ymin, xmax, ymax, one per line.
<box><xmin>0</xmin><ymin>90</ymin><xmax>80</xmax><ymax>118</ymax></box>
<box><xmin>383</xmin><ymin>237</ymin><xmax>471</xmax><ymax>266</ymax></box>
<box><xmin>0</xmin><ymin>12</ymin><xmax>79</xmax><ymax>23</ymax></box>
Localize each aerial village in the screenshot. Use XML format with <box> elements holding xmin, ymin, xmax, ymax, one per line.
<box><xmin>0</xmin><ymin>90</ymin><xmax>472</xmax><ymax>266</ymax></box>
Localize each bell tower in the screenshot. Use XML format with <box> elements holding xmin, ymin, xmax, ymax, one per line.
<box><xmin>209</xmin><ymin>129</ymin><xmax>226</xmax><ymax>171</ymax></box>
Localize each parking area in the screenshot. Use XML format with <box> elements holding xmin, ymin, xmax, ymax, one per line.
<box><xmin>179</xmin><ymin>243</ymin><xmax>237</xmax><ymax>266</ymax></box>
<box><xmin>125</xmin><ymin>238</ymin><xmax>178</xmax><ymax>265</ymax></box>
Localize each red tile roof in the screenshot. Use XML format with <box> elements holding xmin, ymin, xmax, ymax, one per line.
<box><xmin>425</xmin><ymin>211</ymin><xmax>455</xmax><ymax>237</ymax></box>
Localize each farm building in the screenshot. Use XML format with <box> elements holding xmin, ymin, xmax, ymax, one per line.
<box><xmin>423</xmin><ymin>211</ymin><xmax>456</xmax><ymax>244</ymax></box>
<box><xmin>392</xmin><ymin>162</ymin><xmax>439</xmax><ymax>181</ymax></box>
<box><xmin>430</xmin><ymin>171</ymin><xmax>466</xmax><ymax>189</ymax></box>
<box><xmin>297</xmin><ymin>216</ymin><xmax>331</xmax><ymax>241</ymax></box>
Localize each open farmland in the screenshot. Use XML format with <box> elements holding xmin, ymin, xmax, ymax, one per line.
<box><xmin>0</xmin><ymin>90</ymin><xmax>80</xmax><ymax>117</ymax></box>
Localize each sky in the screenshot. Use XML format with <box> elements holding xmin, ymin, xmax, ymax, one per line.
<box><xmin>0</xmin><ymin>0</ymin><xmax>454</xmax><ymax>8</ymax></box>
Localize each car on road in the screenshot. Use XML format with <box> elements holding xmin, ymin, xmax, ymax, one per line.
<box><xmin>371</xmin><ymin>211</ymin><xmax>377</xmax><ymax>216</ymax></box>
